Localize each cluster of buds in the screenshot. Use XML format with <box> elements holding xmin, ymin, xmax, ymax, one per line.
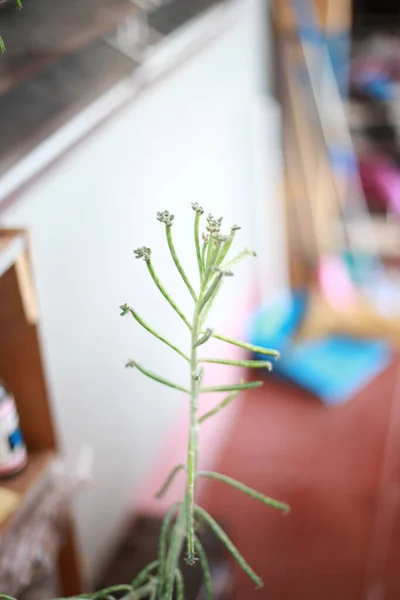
<box><xmin>156</xmin><ymin>210</ymin><xmax>174</xmax><ymax>227</ymax></box>
<box><xmin>191</xmin><ymin>202</ymin><xmax>204</xmax><ymax>215</ymax></box>
<box><xmin>213</xmin><ymin>267</ymin><xmax>234</xmax><ymax>278</ymax></box>
<box><xmin>134</xmin><ymin>247</ymin><xmax>152</xmax><ymax>261</ymax></box>
<box><xmin>206</xmin><ymin>214</ymin><xmax>223</xmax><ymax>235</ymax></box>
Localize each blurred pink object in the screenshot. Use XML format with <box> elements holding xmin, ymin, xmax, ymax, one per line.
<box><xmin>318</xmin><ymin>255</ymin><xmax>358</xmax><ymax>310</ymax></box>
<box><xmin>359</xmin><ymin>156</ymin><xmax>400</xmax><ymax>216</ymax></box>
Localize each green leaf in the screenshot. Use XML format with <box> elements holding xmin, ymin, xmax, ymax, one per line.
<box><xmin>194</xmin><ymin>328</ymin><xmax>213</xmax><ymax>348</ymax></box>
<box><xmin>194</xmin><ymin>505</ymin><xmax>263</xmax><ymax>588</ymax></box>
<box><xmin>131</xmin><ymin>561</ymin><xmax>158</xmax><ymax>588</ymax></box>
<box><xmin>0</xmin><ymin>37</ymin><xmax>6</xmax><ymax>53</ymax></box>
<box><xmin>199</xmin><ymin>357</ymin><xmax>273</xmax><ymax>370</ymax></box>
<box><xmin>158</xmin><ymin>503</ymin><xmax>181</xmax><ymax>593</ymax></box>
<box><xmin>194</xmin><ymin>210</ymin><xmax>203</xmax><ymax>278</ymax></box>
<box><xmin>220</xmin><ymin>248</ymin><xmax>256</xmax><ymax>271</ymax></box>
<box><xmin>210</xmin><ymin>332</ymin><xmax>280</xmax><ymax>359</ymax></box>
<box><xmin>145</xmin><ymin>259</ymin><xmax>191</xmax><ymax>330</ymax></box>
<box><xmin>155</xmin><ymin>464</ymin><xmax>185</xmax><ymax>499</ymax></box>
<box><xmin>165</xmin><ymin>506</ymin><xmax>186</xmax><ymax>600</ymax></box>
<box><xmin>165</xmin><ymin>225</ymin><xmax>197</xmax><ymax>302</ymax></box>
<box><xmin>126</xmin><ymin>360</ymin><xmax>190</xmax><ymax>393</ymax></box>
<box><xmin>174</xmin><ymin>569</ymin><xmax>184</xmax><ymax>600</ymax></box>
<box><xmin>198</xmin><ymin>389</ymin><xmax>241</xmax><ymax>424</ymax></box>
<box><xmin>194</xmin><ymin>537</ymin><xmax>213</xmax><ymax>599</ymax></box>
<box><xmin>200</xmin><ymin>381</ymin><xmax>263</xmax><ymax>393</ymax></box>
<box><xmin>198</xmin><ymin>472</ymin><xmax>290</xmax><ymax>513</ymax></box>
<box><xmin>120</xmin><ymin>304</ymin><xmax>189</xmax><ymax>362</ymax></box>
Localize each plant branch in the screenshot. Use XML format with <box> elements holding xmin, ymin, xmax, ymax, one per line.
<box><xmin>131</xmin><ymin>561</ymin><xmax>159</xmax><ymax>589</ymax></box>
<box><xmin>198</xmin><ymin>472</ymin><xmax>290</xmax><ymax>513</ymax></box>
<box><xmin>198</xmin><ymin>389</ymin><xmax>241</xmax><ymax>424</ymax></box>
<box><xmin>199</xmin><ymin>357</ymin><xmax>273</xmax><ymax>370</ymax></box>
<box><xmin>220</xmin><ymin>248</ymin><xmax>256</xmax><ymax>271</ymax></box>
<box><xmin>194</xmin><ymin>505</ymin><xmax>263</xmax><ymax>589</ymax></box>
<box><xmin>210</xmin><ymin>332</ymin><xmax>280</xmax><ymax>359</ymax></box>
<box><xmin>145</xmin><ymin>257</ymin><xmax>191</xmax><ymax>330</ymax></box>
<box><xmin>165</xmin><ymin>225</ymin><xmax>197</xmax><ymax>301</ymax></box>
<box><xmin>158</xmin><ymin>503</ymin><xmax>182</xmax><ymax>593</ymax></box>
<box><xmin>194</xmin><ymin>328</ymin><xmax>213</xmax><ymax>348</ymax></box>
<box><xmin>120</xmin><ymin>304</ymin><xmax>189</xmax><ymax>362</ymax></box>
<box><xmin>175</xmin><ymin>569</ymin><xmax>184</xmax><ymax>600</ymax></box>
<box><xmin>126</xmin><ymin>360</ymin><xmax>190</xmax><ymax>393</ymax></box>
<box><xmin>201</xmin><ymin>381</ymin><xmax>263</xmax><ymax>393</ymax></box>
<box><xmin>194</xmin><ymin>536</ymin><xmax>213</xmax><ymax>599</ymax></box>
<box><xmin>155</xmin><ymin>464</ymin><xmax>185</xmax><ymax>499</ymax></box>
<box><xmin>165</xmin><ymin>505</ymin><xmax>186</xmax><ymax>600</ymax></box>
<box><xmin>193</xmin><ymin>209</ymin><xmax>203</xmax><ymax>278</ymax></box>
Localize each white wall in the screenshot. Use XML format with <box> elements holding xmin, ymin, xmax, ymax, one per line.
<box><xmin>1</xmin><ymin>0</ymin><xmax>283</xmax><ymax>583</ymax></box>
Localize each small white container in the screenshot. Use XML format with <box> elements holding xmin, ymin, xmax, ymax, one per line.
<box><xmin>0</xmin><ymin>381</ymin><xmax>27</xmax><ymax>478</ymax></box>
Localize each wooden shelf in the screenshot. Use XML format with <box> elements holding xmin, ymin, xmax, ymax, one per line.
<box><xmin>0</xmin><ymin>449</ymin><xmax>55</xmax><ymax>535</ymax></box>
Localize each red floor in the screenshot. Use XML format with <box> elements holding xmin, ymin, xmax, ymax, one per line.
<box><xmin>202</xmin><ymin>361</ymin><xmax>400</xmax><ymax>600</ymax></box>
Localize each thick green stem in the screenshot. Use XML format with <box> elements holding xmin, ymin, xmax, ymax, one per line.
<box><xmin>186</xmin><ymin>307</ymin><xmax>201</xmax><ymax>565</ymax></box>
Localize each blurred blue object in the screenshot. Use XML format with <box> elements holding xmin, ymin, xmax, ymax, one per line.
<box><xmin>248</xmin><ymin>291</ymin><xmax>392</xmax><ymax>406</ymax></box>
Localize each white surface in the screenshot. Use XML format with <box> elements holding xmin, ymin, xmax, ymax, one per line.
<box><xmin>1</xmin><ymin>0</ymin><xmax>280</xmax><ymax>583</ymax></box>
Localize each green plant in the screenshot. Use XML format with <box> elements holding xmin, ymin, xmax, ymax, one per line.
<box><xmin>0</xmin><ymin>205</ymin><xmax>289</xmax><ymax>600</ymax></box>
<box><xmin>0</xmin><ymin>0</ymin><xmax>22</xmax><ymax>53</ymax></box>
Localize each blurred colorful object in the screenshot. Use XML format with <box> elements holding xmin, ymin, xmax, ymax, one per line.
<box><xmin>359</xmin><ymin>155</ymin><xmax>400</xmax><ymax>217</ymax></box>
<box><xmin>248</xmin><ymin>292</ymin><xmax>391</xmax><ymax>406</ymax></box>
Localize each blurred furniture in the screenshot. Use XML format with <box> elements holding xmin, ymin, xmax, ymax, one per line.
<box><xmin>0</xmin><ymin>230</ymin><xmax>83</xmax><ymax>597</ymax></box>
<box><xmin>272</xmin><ymin>0</ymin><xmax>353</xmax><ymax>288</ymax></box>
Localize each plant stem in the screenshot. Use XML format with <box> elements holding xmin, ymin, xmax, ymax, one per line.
<box><xmin>210</xmin><ymin>332</ymin><xmax>280</xmax><ymax>359</ymax></box>
<box><xmin>155</xmin><ymin>464</ymin><xmax>185</xmax><ymax>499</ymax></box>
<box><xmin>166</xmin><ymin>226</ymin><xmax>197</xmax><ymax>302</ymax></box>
<box><xmin>194</xmin><ymin>212</ymin><xmax>203</xmax><ymax>278</ymax></box>
<box><xmin>199</xmin><ymin>358</ymin><xmax>273</xmax><ymax>370</ymax></box>
<box><xmin>120</xmin><ymin>304</ymin><xmax>189</xmax><ymax>362</ymax></box>
<box><xmin>185</xmin><ymin>305</ymin><xmax>201</xmax><ymax>564</ymax></box>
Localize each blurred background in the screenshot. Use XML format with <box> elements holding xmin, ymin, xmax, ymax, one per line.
<box><xmin>0</xmin><ymin>0</ymin><xmax>400</xmax><ymax>599</ymax></box>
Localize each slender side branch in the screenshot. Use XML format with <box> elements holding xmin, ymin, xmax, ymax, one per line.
<box><xmin>165</xmin><ymin>224</ymin><xmax>197</xmax><ymax>302</ymax></box>
<box><xmin>120</xmin><ymin>304</ymin><xmax>189</xmax><ymax>362</ymax></box>
<box><xmin>198</xmin><ymin>389</ymin><xmax>241</xmax><ymax>424</ymax></box>
<box><xmin>220</xmin><ymin>248</ymin><xmax>257</xmax><ymax>271</ymax></box>
<box><xmin>201</xmin><ymin>381</ymin><xmax>263</xmax><ymax>393</ymax></box>
<box><xmin>146</xmin><ymin>259</ymin><xmax>192</xmax><ymax>330</ymax></box>
<box><xmin>126</xmin><ymin>360</ymin><xmax>190</xmax><ymax>393</ymax></box>
<box><xmin>158</xmin><ymin>502</ymin><xmax>182</xmax><ymax>592</ymax></box>
<box><xmin>199</xmin><ymin>357</ymin><xmax>273</xmax><ymax>370</ymax></box>
<box><xmin>194</xmin><ymin>536</ymin><xmax>213</xmax><ymax>600</ymax></box>
<box><xmin>165</xmin><ymin>505</ymin><xmax>186</xmax><ymax>600</ymax></box>
<box><xmin>194</xmin><ymin>328</ymin><xmax>213</xmax><ymax>348</ymax></box>
<box><xmin>194</xmin><ymin>505</ymin><xmax>263</xmax><ymax>588</ymax></box>
<box><xmin>131</xmin><ymin>561</ymin><xmax>159</xmax><ymax>589</ymax></box>
<box><xmin>175</xmin><ymin>569</ymin><xmax>184</xmax><ymax>600</ymax></box>
<box><xmin>210</xmin><ymin>332</ymin><xmax>280</xmax><ymax>359</ymax></box>
<box><xmin>155</xmin><ymin>464</ymin><xmax>185</xmax><ymax>499</ymax></box>
<box><xmin>192</xmin><ymin>204</ymin><xmax>204</xmax><ymax>278</ymax></box>
<box><xmin>198</xmin><ymin>472</ymin><xmax>290</xmax><ymax>513</ymax></box>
